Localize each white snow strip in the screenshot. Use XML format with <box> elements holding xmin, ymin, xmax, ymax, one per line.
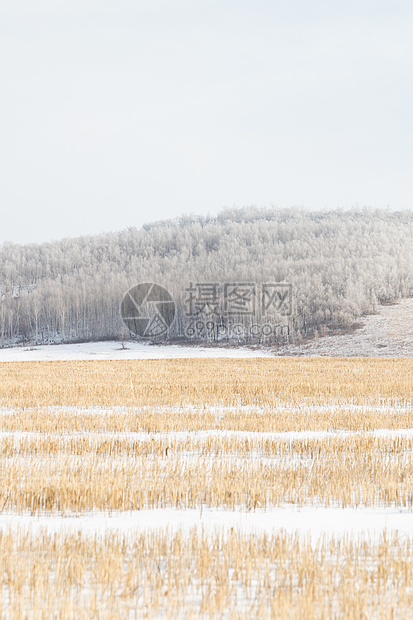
<box><xmin>0</xmin><ymin>341</ymin><xmax>272</xmax><ymax>361</ymax></box>
<box><xmin>2</xmin><ymin>429</ymin><xmax>413</xmax><ymax>442</ymax></box>
<box><xmin>1</xmin><ymin>506</ymin><xmax>413</xmax><ymax>542</ymax></box>
<box><xmin>125</xmin><ymin>402</ymin><xmax>413</xmax><ymax>414</ymax></box>
<box><xmin>1</xmin><ymin>403</ymin><xmax>411</xmax><ymax>417</ymax></box>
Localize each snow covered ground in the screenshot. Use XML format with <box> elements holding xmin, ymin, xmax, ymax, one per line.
<box><xmin>1</xmin><ymin>309</ymin><xmax>412</xmax><ymax>549</ymax></box>
<box><xmin>2</xmin><ymin>422</ymin><xmax>413</xmax><ymax>541</ymax></box>
<box><xmin>0</xmin><ymin>339</ymin><xmax>272</xmax><ymax>361</ymax></box>
<box><xmin>2</xmin><ymin>428</ymin><xmax>413</xmax><ymax>442</ymax></box>
<box><xmin>278</xmin><ymin>297</ymin><xmax>413</xmax><ymax>356</ymax></box>
<box><xmin>1</xmin><ymin>505</ymin><xmax>412</xmax><ymax>543</ymax></box>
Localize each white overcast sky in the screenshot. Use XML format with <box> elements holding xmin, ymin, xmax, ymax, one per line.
<box><xmin>1</xmin><ymin>0</ymin><xmax>412</xmax><ymax>244</ymax></box>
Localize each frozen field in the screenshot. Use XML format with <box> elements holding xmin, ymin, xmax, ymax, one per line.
<box><xmin>0</xmin><ymin>357</ymin><xmax>413</xmax><ymax>616</ymax></box>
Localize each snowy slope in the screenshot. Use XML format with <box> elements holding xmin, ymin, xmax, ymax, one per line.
<box><xmin>278</xmin><ymin>297</ymin><xmax>413</xmax><ymax>357</ymax></box>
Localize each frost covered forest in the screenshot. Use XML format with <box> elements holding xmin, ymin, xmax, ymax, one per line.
<box><xmin>1</xmin><ymin>206</ymin><xmax>413</xmax><ymax>347</ymax></box>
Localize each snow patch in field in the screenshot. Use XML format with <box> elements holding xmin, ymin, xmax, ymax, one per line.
<box><xmin>0</xmin><ymin>340</ymin><xmax>272</xmax><ymax>361</ymax></box>
<box><xmin>1</xmin><ymin>402</ymin><xmax>411</xmax><ymax>417</ymax></box>
<box><xmin>1</xmin><ymin>506</ymin><xmax>413</xmax><ymax>542</ymax></box>
<box><xmin>3</xmin><ymin>428</ymin><xmax>413</xmax><ymax>442</ymax></box>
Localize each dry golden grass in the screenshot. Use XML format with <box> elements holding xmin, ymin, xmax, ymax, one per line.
<box><xmin>1</xmin><ymin>357</ymin><xmax>413</xmax><ymax>616</ymax></box>
<box><xmin>0</xmin><ymin>528</ymin><xmax>413</xmax><ymax>619</ymax></box>
<box><xmin>0</xmin><ymin>358</ymin><xmax>412</xmax><ymax>512</ymax></box>
<box><xmin>0</xmin><ymin>358</ymin><xmax>412</xmax><ymax>408</ymax></box>
<box><xmin>1</xmin><ymin>404</ymin><xmax>413</xmax><ymax>433</ymax></box>
<box><xmin>1</xmin><ymin>433</ymin><xmax>413</xmax><ymax>511</ymax></box>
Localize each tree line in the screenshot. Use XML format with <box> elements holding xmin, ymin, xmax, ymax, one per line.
<box><xmin>1</xmin><ymin>206</ymin><xmax>412</xmax><ymax>347</ymax></box>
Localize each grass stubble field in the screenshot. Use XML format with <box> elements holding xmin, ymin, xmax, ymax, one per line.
<box><xmin>0</xmin><ymin>358</ymin><xmax>413</xmax><ymax>618</ymax></box>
